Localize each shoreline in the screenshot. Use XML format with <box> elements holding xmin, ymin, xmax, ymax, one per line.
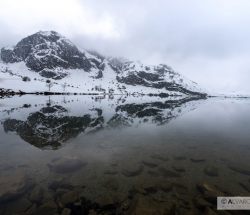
<box><xmin>0</xmin><ymin>88</ymin><xmax>207</xmax><ymax>99</ymax></box>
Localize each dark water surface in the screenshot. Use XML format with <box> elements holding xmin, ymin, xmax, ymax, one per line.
<box><xmin>0</xmin><ymin>95</ymin><xmax>250</xmax><ymax>215</ymax></box>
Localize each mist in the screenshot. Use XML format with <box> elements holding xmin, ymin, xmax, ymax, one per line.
<box><xmin>1</xmin><ymin>0</ymin><xmax>250</xmax><ymax>94</ymax></box>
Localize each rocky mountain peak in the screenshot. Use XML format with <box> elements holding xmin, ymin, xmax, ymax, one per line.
<box><xmin>0</xmin><ymin>31</ymin><xmax>93</xmax><ymax>76</ymax></box>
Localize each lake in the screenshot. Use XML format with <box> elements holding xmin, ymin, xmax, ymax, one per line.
<box><xmin>0</xmin><ymin>95</ymin><xmax>250</xmax><ymax>215</ymax></box>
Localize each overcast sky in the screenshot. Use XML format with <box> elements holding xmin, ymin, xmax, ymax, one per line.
<box><xmin>1</xmin><ymin>0</ymin><xmax>250</xmax><ymax>94</ymax></box>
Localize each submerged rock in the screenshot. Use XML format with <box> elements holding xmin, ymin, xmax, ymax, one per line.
<box><xmin>88</xmin><ymin>209</ymin><xmax>98</xmax><ymax>215</ymax></box>
<box><xmin>0</xmin><ymin>171</ymin><xmax>33</xmax><ymax>203</ymax></box>
<box><xmin>204</xmin><ymin>207</ymin><xmax>219</xmax><ymax>215</ymax></box>
<box><xmin>61</xmin><ymin>208</ymin><xmax>71</xmax><ymax>215</ymax></box>
<box><xmin>197</xmin><ymin>182</ymin><xmax>225</xmax><ymax>204</ymax></box>
<box><xmin>29</xmin><ymin>186</ymin><xmax>44</xmax><ymax>203</ymax></box>
<box><xmin>173</xmin><ymin>155</ymin><xmax>187</xmax><ymax>161</ymax></box>
<box><xmin>136</xmin><ymin>179</ymin><xmax>173</xmax><ymax>196</ymax></box>
<box><xmin>135</xmin><ymin>180</ymin><xmax>158</xmax><ymax>195</ymax></box>
<box><xmin>193</xmin><ymin>195</ymin><xmax>213</xmax><ymax>210</ymax></box>
<box><xmin>36</xmin><ymin>200</ymin><xmax>58</xmax><ymax>215</ymax></box>
<box><xmin>128</xmin><ymin>194</ymin><xmax>175</xmax><ymax>215</ymax></box>
<box><xmin>55</xmin><ymin>188</ymin><xmax>69</xmax><ymax>199</ymax></box>
<box><xmin>120</xmin><ymin>199</ymin><xmax>131</xmax><ymax>211</ymax></box>
<box><xmin>147</xmin><ymin>170</ymin><xmax>160</xmax><ymax>177</ymax></box>
<box><xmin>26</xmin><ymin>203</ymin><xmax>38</xmax><ymax>215</ymax></box>
<box><xmin>142</xmin><ymin>160</ymin><xmax>158</xmax><ymax>168</ymax></box>
<box><xmin>190</xmin><ymin>157</ymin><xmax>206</xmax><ymax>163</ymax></box>
<box><xmin>228</xmin><ymin>164</ymin><xmax>250</xmax><ymax>176</ymax></box>
<box><xmin>151</xmin><ymin>190</ymin><xmax>170</xmax><ymax>202</ymax></box>
<box><xmin>172</xmin><ymin>165</ymin><xmax>186</xmax><ymax>172</ymax></box>
<box><xmin>94</xmin><ymin>193</ymin><xmax>118</xmax><ymax>208</ymax></box>
<box><xmin>150</xmin><ymin>154</ymin><xmax>169</xmax><ymax>162</ymax></box>
<box><xmin>104</xmin><ymin>169</ymin><xmax>118</xmax><ymax>175</ymax></box>
<box><xmin>204</xmin><ymin>166</ymin><xmax>219</xmax><ymax>177</ymax></box>
<box><xmin>172</xmin><ymin>182</ymin><xmax>189</xmax><ymax>195</ymax></box>
<box><xmin>239</xmin><ymin>182</ymin><xmax>250</xmax><ymax>192</ymax></box>
<box><xmin>3</xmin><ymin>197</ymin><xmax>32</xmax><ymax>215</ymax></box>
<box><xmin>159</xmin><ymin>182</ymin><xmax>173</xmax><ymax>193</ymax></box>
<box><xmin>48</xmin><ymin>178</ymin><xmax>73</xmax><ymax>191</ymax></box>
<box><xmin>122</xmin><ymin>165</ymin><xmax>144</xmax><ymax>177</ymax></box>
<box><xmin>103</xmin><ymin>178</ymin><xmax>119</xmax><ymax>191</ymax></box>
<box><xmin>60</xmin><ymin>191</ymin><xmax>79</xmax><ymax>206</ymax></box>
<box><xmin>158</xmin><ymin>167</ymin><xmax>181</xmax><ymax>178</ymax></box>
<box><xmin>48</xmin><ymin>157</ymin><xmax>87</xmax><ymax>174</ymax></box>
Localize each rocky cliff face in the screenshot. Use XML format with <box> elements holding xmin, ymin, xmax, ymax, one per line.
<box><xmin>0</xmin><ymin>31</ymin><xmax>206</xmax><ymax>96</ymax></box>
<box><xmin>113</xmin><ymin>60</ymin><xmax>203</xmax><ymax>96</ymax></box>
<box><xmin>1</xmin><ymin>31</ymin><xmax>103</xmax><ymax>79</ymax></box>
<box><xmin>1</xmin><ymin>31</ymin><xmax>93</xmax><ymax>70</ymax></box>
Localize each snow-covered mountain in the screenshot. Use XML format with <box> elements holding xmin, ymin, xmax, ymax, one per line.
<box><xmin>0</xmin><ymin>31</ymin><xmax>206</xmax><ymax>96</ymax></box>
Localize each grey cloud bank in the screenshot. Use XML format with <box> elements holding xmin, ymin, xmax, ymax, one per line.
<box><xmin>1</xmin><ymin>0</ymin><xmax>250</xmax><ymax>94</ymax></box>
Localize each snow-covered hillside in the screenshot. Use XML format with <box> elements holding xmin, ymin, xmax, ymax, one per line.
<box><xmin>0</xmin><ymin>31</ymin><xmax>206</xmax><ymax>97</ymax></box>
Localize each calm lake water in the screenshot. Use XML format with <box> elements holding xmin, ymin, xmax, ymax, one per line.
<box><xmin>0</xmin><ymin>95</ymin><xmax>250</xmax><ymax>215</ymax></box>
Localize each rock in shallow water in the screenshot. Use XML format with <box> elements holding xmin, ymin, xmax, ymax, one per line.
<box><xmin>158</xmin><ymin>167</ymin><xmax>181</xmax><ymax>178</ymax></box>
<box><xmin>104</xmin><ymin>169</ymin><xmax>118</xmax><ymax>175</ymax></box>
<box><xmin>94</xmin><ymin>194</ymin><xmax>118</xmax><ymax>208</ymax></box>
<box><xmin>204</xmin><ymin>166</ymin><xmax>219</xmax><ymax>177</ymax></box>
<box><xmin>122</xmin><ymin>165</ymin><xmax>144</xmax><ymax>177</ymax></box>
<box><xmin>147</xmin><ymin>170</ymin><xmax>160</xmax><ymax>177</ymax></box>
<box><xmin>172</xmin><ymin>165</ymin><xmax>186</xmax><ymax>172</ymax></box>
<box><xmin>29</xmin><ymin>186</ymin><xmax>44</xmax><ymax>203</ymax></box>
<box><xmin>151</xmin><ymin>190</ymin><xmax>170</xmax><ymax>202</ymax></box>
<box><xmin>197</xmin><ymin>182</ymin><xmax>225</xmax><ymax>204</ymax></box>
<box><xmin>128</xmin><ymin>194</ymin><xmax>175</xmax><ymax>215</ymax></box>
<box><xmin>48</xmin><ymin>157</ymin><xmax>87</xmax><ymax>174</ymax></box>
<box><xmin>172</xmin><ymin>182</ymin><xmax>189</xmax><ymax>195</ymax></box>
<box><xmin>48</xmin><ymin>178</ymin><xmax>73</xmax><ymax>191</ymax></box>
<box><xmin>0</xmin><ymin>171</ymin><xmax>34</xmax><ymax>203</ymax></box>
<box><xmin>150</xmin><ymin>154</ymin><xmax>169</xmax><ymax>162</ymax></box>
<box><xmin>36</xmin><ymin>200</ymin><xmax>58</xmax><ymax>215</ymax></box>
<box><xmin>135</xmin><ymin>179</ymin><xmax>173</xmax><ymax>195</ymax></box>
<box><xmin>228</xmin><ymin>164</ymin><xmax>250</xmax><ymax>176</ymax></box>
<box><xmin>103</xmin><ymin>178</ymin><xmax>119</xmax><ymax>191</ymax></box>
<box><xmin>60</xmin><ymin>191</ymin><xmax>79</xmax><ymax>206</ymax></box>
<box><xmin>142</xmin><ymin>160</ymin><xmax>158</xmax><ymax>168</ymax></box>
<box><xmin>193</xmin><ymin>195</ymin><xmax>213</xmax><ymax>210</ymax></box>
<box><xmin>3</xmin><ymin>197</ymin><xmax>32</xmax><ymax>214</ymax></box>
<box><xmin>190</xmin><ymin>157</ymin><xmax>206</xmax><ymax>163</ymax></box>
<box><xmin>61</xmin><ymin>208</ymin><xmax>71</xmax><ymax>215</ymax></box>
<box><xmin>204</xmin><ymin>207</ymin><xmax>219</xmax><ymax>215</ymax></box>
<box><xmin>239</xmin><ymin>182</ymin><xmax>250</xmax><ymax>192</ymax></box>
<box><xmin>26</xmin><ymin>203</ymin><xmax>37</xmax><ymax>215</ymax></box>
<box><xmin>173</xmin><ymin>155</ymin><xmax>187</xmax><ymax>161</ymax></box>
<box><xmin>135</xmin><ymin>180</ymin><xmax>158</xmax><ymax>195</ymax></box>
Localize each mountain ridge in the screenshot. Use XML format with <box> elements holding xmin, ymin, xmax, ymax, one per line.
<box><xmin>0</xmin><ymin>31</ymin><xmax>206</xmax><ymax>97</ymax></box>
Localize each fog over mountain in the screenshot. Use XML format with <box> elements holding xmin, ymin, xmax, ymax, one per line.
<box><xmin>1</xmin><ymin>0</ymin><xmax>250</xmax><ymax>94</ymax></box>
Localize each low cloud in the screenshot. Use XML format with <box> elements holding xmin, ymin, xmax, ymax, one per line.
<box><xmin>1</xmin><ymin>0</ymin><xmax>250</xmax><ymax>94</ymax></box>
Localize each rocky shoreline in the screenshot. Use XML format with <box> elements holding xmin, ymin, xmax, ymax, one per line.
<box><xmin>0</xmin><ymin>88</ymin><xmax>101</xmax><ymax>98</ymax></box>
<box><xmin>0</xmin><ymin>88</ymin><xmax>207</xmax><ymax>99</ymax></box>
<box><xmin>0</xmin><ymin>88</ymin><xmax>24</xmax><ymax>98</ymax></box>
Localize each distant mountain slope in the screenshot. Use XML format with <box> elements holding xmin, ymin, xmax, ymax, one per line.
<box><xmin>0</xmin><ymin>31</ymin><xmax>206</xmax><ymax>96</ymax></box>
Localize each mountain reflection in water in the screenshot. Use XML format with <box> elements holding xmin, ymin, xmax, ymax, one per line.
<box><xmin>2</xmin><ymin>96</ymin><xmax>201</xmax><ymax>149</ymax></box>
